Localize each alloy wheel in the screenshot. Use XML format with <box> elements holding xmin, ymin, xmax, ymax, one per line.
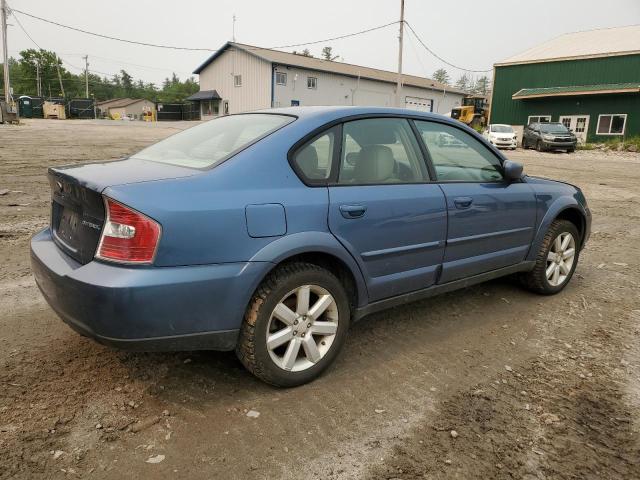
<box><xmin>266</xmin><ymin>285</ymin><xmax>339</xmax><ymax>372</ymax></box>
<box><xmin>546</xmin><ymin>232</ymin><xmax>576</xmax><ymax>287</ymax></box>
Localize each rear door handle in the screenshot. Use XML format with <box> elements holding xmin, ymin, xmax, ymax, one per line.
<box><xmin>339</xmin><ymin>204</ymin><xmax>367</xmax><ymax>219</ymax></box>
<box><xmin>453</xmin><ymin>197</ymin><xmax>473</xmax><ymax>209</ymax></box>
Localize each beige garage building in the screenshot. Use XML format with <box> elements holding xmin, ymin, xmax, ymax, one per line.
<box><xmin>189</xmin><ymin>42</ymin><xmax>465</xmax><ymax>119</ymax></box>
<box><xmin>96</xmin><ymin>98</ymin><xmax>155</xmax><ymax>120</ymax></box>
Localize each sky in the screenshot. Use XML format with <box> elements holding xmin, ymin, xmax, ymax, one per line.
<box><xmin>4</xmin><ymin>0</ymin><xmax>640</xmax><ymax>86</ymax></box>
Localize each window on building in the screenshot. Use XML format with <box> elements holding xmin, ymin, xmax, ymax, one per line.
<box><xmin>597</xmin><ymin>114</ymin><xmax>627</xmax><ymax>135</ymax></box>
<box><xmin>307</xmin><ymin>77</ymin><xmax>317</xmax><ymax>89</ymax></box>
<box><xmin>275</xmin><ymin>72</ymin><xmax>287</xmax><ymax>85</ymax></box>
<box><xmin>528</xmin><ymin>115</ymin><xmax>551</xmax><ymax>124</ymax></box>
<box><xmin>234</xmin><ymin>75</ymin><xmax>242</xmax><ymax>87</ymax></box>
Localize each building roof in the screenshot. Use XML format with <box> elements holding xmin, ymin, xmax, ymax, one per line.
<box><xmin>185</xmin><ymin>89</ymin><xmax>221</xmax><ymax>101</ymax></box>
<box><xmin>97</xmin><ymin>98</ymin><xmax>150</xmax><ymax>109</ymax></box>
<box><xmin>96</xmin><ymin>97</ymin><xmax>125</xmax><ymax>106</ymax></box>
<box><xmin>194</xmin><ymin>42</ymin><xmax>466</xmax><ymax>95</ymax></box>
<box><xmin>496</xmin><ymin>24</ymin><xmax>640</xmax><ymax>66</ymax></box>
<box><xmin>512</xmin><ymin>83</ymin><xmax>640</xmax><ymax>99</ymax></box>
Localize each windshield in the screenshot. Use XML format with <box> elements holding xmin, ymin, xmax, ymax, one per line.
<box><xmin>490</xmin><ymin>125</ymin><xmax>513</xmax><ymax>133</ymax></box>
<box><xmin>132</xmin><ymin>114</ymin><xmax>294</xmax><ymax>168</ymax></box>
<box><xmin>540</xmin><ymin>123</ymin><xmax>570</xmax><ymax>133</ymax></box>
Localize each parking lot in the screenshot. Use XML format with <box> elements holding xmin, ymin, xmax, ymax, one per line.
<box><xmin>1</xmin><ymin>119</ymin><xmax>639</xmax><ymax>479</ymax></box>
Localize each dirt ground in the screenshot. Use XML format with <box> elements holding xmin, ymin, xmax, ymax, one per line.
<box><xmin>1</xmin><ymin>119</ymin><xmax>639</xmax><ymax>480</ymax></box>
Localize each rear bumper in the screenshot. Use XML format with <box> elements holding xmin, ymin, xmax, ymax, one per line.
<box><xmin>31</xmin><ymin>228</ymin><xmax>270</xmax><ymax>351</ymax></box>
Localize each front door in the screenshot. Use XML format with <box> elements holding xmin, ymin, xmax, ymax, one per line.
<box><xmin>327</xmin><ymin>118</ymin><xmax>447</xmax><ymax>302</ymax></box>
<box><xmin>413</xmin><ymin>120</ymin><xmax>537</xmax><ymax>283</ymax></box>
<box><xmin>559</xmin><ymin>115</ymin><xmax>589</xmax><ymax>144</ymax></box>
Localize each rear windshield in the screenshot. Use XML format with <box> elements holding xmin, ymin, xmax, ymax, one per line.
<box><xmin>132</xmin><ymin>114</ymin><xmax>294</xmax><ymax>168</ymax></box>
<box><xmin>540</xmin><ymin>123</ymin><xmax>569</xmax><ymax>133</ymax></box>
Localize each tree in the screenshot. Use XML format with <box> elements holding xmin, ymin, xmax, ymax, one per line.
<box><xmin>455</xmin><ymin>73</ymin><xmax>471</xmax><ymax>92</ymax></box>
<box><xmin>473</xmin><ymin>76</ymin><xmax>490</xmax><ymax>96</ymax></box>
<box><xmin>432</xmin><ymin>68</ymin><xmax>450</xmax><ymax>85</ymax></box>
<box><xmin>321</xmin><ymin>46</ymin><xmax>338</xmax><ymax>61</ymax></box>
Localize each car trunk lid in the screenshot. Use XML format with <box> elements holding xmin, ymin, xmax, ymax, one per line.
<box><xmin>48</xmin><ymin>158</ymin><xmax>199</xmax><ymax>264</ymax></box>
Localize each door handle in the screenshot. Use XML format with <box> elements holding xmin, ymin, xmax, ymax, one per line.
<box><xmin>339</xmin><ymin>204</ymin><xmax>367</xmax><ymax>219</ymax></box>
<box><xmin>453</xmin><ymin>197</ymin><xmax>473</xmax><ymax>209</ymax></box>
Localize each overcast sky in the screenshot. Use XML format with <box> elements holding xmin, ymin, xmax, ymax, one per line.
<box><xmin>5</xmin><ymin>0</ymin><xmax>640</xmax><ymax>86</ymax></box>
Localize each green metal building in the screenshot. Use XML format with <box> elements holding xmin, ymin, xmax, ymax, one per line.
<box><xmin>490</xmin><ymin>25</ymin><xmax>640</xmax><ymax>143</ymax></box>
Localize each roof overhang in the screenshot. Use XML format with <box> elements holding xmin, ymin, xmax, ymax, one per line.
<box><xmin>513</xmin><ymin>83</ymin><xmax>640</xmax><ymax>100</ymax></box>
<box><xmin>186</xmin><ymin>90</ymin><xmax>222</xmax><ymax>101</ymax></box>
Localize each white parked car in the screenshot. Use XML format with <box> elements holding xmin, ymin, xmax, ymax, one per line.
<box><xmin>484</xmin><ymin>124</ymin><xmax>517</xmax><ymax>150</ymax></box>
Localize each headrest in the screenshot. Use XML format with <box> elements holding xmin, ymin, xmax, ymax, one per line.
<box><xmin>354</xmin><ymin>145</ymin><xmax>395</xmax><ymax>183</ymax></box>
<box><xmin>296</xmin><ymin>144</ymin><xmax>318</xmax><ymax>173</ymax></box>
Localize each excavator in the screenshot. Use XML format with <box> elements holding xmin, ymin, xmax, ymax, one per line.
<box><xmin>450</xmin><ymin>96</ymin><xmax>488</xmax><ymax>130</ymax></box>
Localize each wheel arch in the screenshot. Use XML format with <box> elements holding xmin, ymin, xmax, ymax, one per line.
<box><xmin>527</xmin><ymin>200</ymin><xmax>588</xmax><ymax>262</ymax></box>
<box><xmin>249</xmin><ymin>232</ymin><xmax>369</xmax><ymax>310</ymax></box>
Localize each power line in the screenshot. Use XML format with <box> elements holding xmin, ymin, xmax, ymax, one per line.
<box><xmin>404</xmin><ymin>21</ymin><xmax>492</xmax><ymax>73</ymax></box>
<box><xmin>11</xmin><ymin>7</ymin><xmax>398</xmax><ymax>54</ymax></box>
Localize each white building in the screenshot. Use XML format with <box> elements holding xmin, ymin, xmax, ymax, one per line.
<box><xmin>189</xmin><ymin>42</ymin><xmax>465</xmax><ymax>119</ymax></box>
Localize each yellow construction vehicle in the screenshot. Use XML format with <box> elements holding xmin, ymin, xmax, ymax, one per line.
<box><xmin>450</xmin><ymin>96</ymin><xmax>489</xmax><ymax>130</ymax></box>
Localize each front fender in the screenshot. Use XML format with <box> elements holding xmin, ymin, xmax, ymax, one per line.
<box><xmin>249</xmin><ymin>231</ymin><xmax>369</xmax><ymax>307</ymax></box>
<box><xmin>526</xmin><ymin>196</ymin><xmax>587</xmax><ymax>262</ymax></box>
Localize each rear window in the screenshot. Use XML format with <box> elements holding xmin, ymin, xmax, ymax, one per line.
<box><xmin>132</xmin><ymin>114</ymin><xmax>293</xmax><ymax>168</ymax></box>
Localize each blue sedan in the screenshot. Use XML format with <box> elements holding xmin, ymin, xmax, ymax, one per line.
<box><xmin>31</xmin><ymin>107</ymin><xmax>591</xmax><ymax>386</ymax></box>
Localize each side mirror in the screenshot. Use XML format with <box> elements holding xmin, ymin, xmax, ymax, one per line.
<box><xmin>503</xmin><ymin>160</ymin><xmax>524</xmax><ymax>181</ymax></box>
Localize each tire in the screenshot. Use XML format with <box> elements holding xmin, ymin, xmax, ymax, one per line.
<box><xmin>522</xmin><ymin>138</ymin><xmax>528</xmax><ymax>149</ymax></box>
<box><xmin>568</xmin><ymin>148</ymin><xmax>575</xmax><ymax>153</ymax></box>
<box><xmin>520</xmin><ymin>219</ymin><xmax>580</xmax><ymax>295</ymax></box>
<box><xmin>236</xmin><ymin>262</ymin><xmax>351</xmax><ymax>387</ymax></box>
<box><xmin>536</xmin><ymin>140</ymin><xmax>544</xmax><ymax>152</ymax></box>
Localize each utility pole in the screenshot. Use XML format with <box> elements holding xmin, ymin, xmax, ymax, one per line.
<box><xmin>1</xmin><ymin>0</ymin><xmax>11</xmax><ymax>103</ymax></box>
<box><xmin>55</xmin><ymin>55</ymin><xmax>65</xmax><ymax>97</ymax></box>
<box><xmin>36</xmin><ymin>60</ymin><xmax>41</xmax><ymax>97</ymax></box>
<box><xmin>395</xmin><ymin>0</ymin><xmax>405</xmax><ymax>108</ymax></box>
<box><xmin>232</xmin><ymin>14</ymin><xmax>236</xmax><ymax>42</ymax></box>
<box><xmin>83</xmin><ymin>54</ymin><xmax>89</xmax><ymax>97</ymax></box>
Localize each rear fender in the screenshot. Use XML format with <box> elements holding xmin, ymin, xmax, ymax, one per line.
<box><xmin>249</xmin><ymin>231</ymin><xmax>369</xmax><ymax>307</ymax></box>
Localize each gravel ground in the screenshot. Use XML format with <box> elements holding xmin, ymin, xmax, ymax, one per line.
<box><xmin>1</xmin><ymin>119</ymin><xmax>639</xmax><ymax>479</ymax></box>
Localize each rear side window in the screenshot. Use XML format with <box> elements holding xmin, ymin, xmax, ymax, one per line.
<box><xmin>338</xmin><ymin>118</ymin><xmax>428</xmax><ymax>185</ymax></box>
<box><xmin>132</xmin><ymin>114</ymin><xmax>293</xmax><ymax>168</ymax></box>
<box><xmin>414</xmin><ymin>120</ymin><xmax>503</xmax><ymax>182</ymax></box>
<box><xmin>291</xmin><ymin>127</ymin><xmax>337</xmax><ymax>184</ymax></box>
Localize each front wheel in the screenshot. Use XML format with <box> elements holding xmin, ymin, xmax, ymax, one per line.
<box><xmin>520</xmin><ymin>220</ymin><xmax>580</xmax><ymax>295</ymax></box>
<box><xmin>236</xmin><ymin>262</ymin><xmax>350</xmax><ymax>387</ymax></box>
<box><xmin>536</xmin><ymin>140</ymin><xmax>544</xmax><ymax>152</ymax></box>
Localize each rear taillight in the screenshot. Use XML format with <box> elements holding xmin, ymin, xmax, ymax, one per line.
<box><xmin>96</xmin><ymin>197</ymin><xmax>161</xmax><ymax>264</ymax></box>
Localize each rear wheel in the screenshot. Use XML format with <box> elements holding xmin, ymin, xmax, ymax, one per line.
<box><xmin>236</xmin><ymin>262</ymin><xmax>350</xmax><ymax>387</ymax></box>
<box><xmin>520</xmin><ymin>220</ymin><xmax>580</xmax><ymax>295</ymax></box>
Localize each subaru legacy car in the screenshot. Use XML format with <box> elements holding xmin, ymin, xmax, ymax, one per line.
<box><xmin>522</xmin><ymin>122</ymin><xmax>577</xmax><ymax>152</ymax></box>
<box><xmin>31</xmin><ymin>107</ymin><xmax>591</xmax><ymax>387</ymax></box>
<box><xmin>484</xmin><ymin>124</ymin><xmax>517</xmax><ymax>150</ymax></box>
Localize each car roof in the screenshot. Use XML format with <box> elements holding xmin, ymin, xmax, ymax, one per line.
<box><xmin>256</xmin><ymin>105</ymin><xmax>449</xmax><ymax>123</ymax></box>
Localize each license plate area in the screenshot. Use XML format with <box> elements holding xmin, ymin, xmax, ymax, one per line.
<box><xmin>55</xmin><ymin>208</ymin><xmax>81</xmax><ymax>251</ymax></box>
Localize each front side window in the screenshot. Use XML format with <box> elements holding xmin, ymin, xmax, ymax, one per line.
<box><xmin>276</xmin><ymin>72</ymin><xmax>287</xmax><ymax>85</ymax></box>
<box><xmin>414</xmin><ymin>121</ymin><xmax>504</xmax><ymax>182</ymax></box>
<box><xmin>291</xmin><ymin>127</ymin><xmax>337</xmax><ymax>184</ymax></box>
<box><xmin>597</xmin><ymin>114</ymin><xmax>626</xmax><ymax>135</ymax></box>
<box><xmin>234</xmin><ymin>75</ymin><xmax>242</xmax><ymax>87</ymax></box>
<box><xmin>338</xmin><ymin>118</ymin><xmax>428</xmax><ymax>185</ymax></box>
<box><xmin>307</xmin><ymin>77</ymin><xmax>317</xmax><ymax>89</ymax></box>
<box><xmin>132</xmin><ymin>114</ymin><xmax>293</xmax><ymax>168</ymax></box>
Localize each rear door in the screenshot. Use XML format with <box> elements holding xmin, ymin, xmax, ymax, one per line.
<box><xmin>327</xmin><ymin>117</ymin><xmax>447</xmax><ymax>302</ymax></box>
<box><xmin>413</xmin><ymin>120</ymin><xmax>537</xmax><ymax>283</ymax></box>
